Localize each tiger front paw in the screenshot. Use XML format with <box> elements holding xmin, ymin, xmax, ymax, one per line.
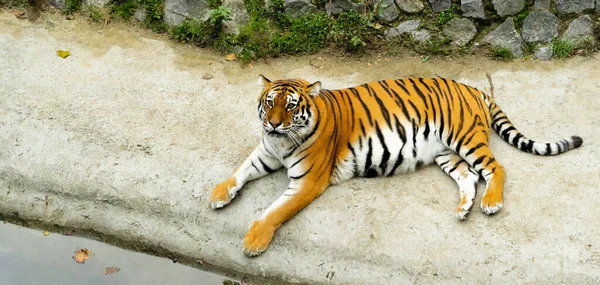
<box><xmin>209</xmin><ymin>177</ymin><xmax>237</xmax><ymax>209</ymax></box>
<box><xmin>243</xmin><ymin>220</ymin><xmax>275</xmax><ymax>257</ymax></box>
<box><xmin>480</xmin><ymin>191</ymin><xmax>503</xmax><ymax>215</ymax></box>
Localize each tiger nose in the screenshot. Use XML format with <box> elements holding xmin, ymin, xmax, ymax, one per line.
<box><xmin>269</xmin><ymin>120</ymin><xmax>282</xmax><ymax>129</ymax></box>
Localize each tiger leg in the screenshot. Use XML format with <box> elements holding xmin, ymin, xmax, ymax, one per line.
<box><xmin>209</xmin><ymin>144</ymin><xmax>282</xmax><ymax>209</ymax></box>
<box><xmin>457</xmin><ymin>134</ymin><xmax>505</xmax><ymax>215</ymax></box>
<box><xmin>435</xmin><ymin>151</ymin><xmax>479</xmax><ymax>219</ymax></box>
<box><xmin>243</xmin><ymin>176</ymin><xmax>329</xmax><ymax>257</ymax></box>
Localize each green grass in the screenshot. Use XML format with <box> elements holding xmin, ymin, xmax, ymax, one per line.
<box><xmin>491</xmin><ymin>46</ymin><xmax>514</xmax><ymax>60</ymax></box>
<box><xmin>437</xmin><ymin>4</ymin><xmax>461</xmax><ymax>26</ymax></box>
<box><xmin>64</xmin><ymin>0</ymin><xmax>81</xmax><ymax>14</ymax></box>
<box><xmin>87</xmin><ymin>5</ymin><xmax>104</xmax><ymax>22</ymax></box>
<box><xmin>110</xmin><ymin>0</ymin><xmax>136</xmax><ymax>21</ymax></box>
<box><xmin>513</xmin><ymin>8</ymin><xmax>529</xmax><ymax>30</ymax></box>
<box><xmin>552</xmin><ymin>39</ymin><xmax>573</xmax><ymax>59</ymax></box>
<box><xmin>140</xmin><ymin>0</ymin><xmax>167</xmax><ymax>33</ymax></box>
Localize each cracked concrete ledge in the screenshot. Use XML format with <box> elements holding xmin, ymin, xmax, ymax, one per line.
<box><xmin>1</xmin><ymin>11</ymin><xmax>600</xmax><ymax>285</ymax></box>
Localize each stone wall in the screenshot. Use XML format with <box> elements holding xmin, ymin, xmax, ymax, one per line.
<box><xmin>54</xmin><ymin>0</ymin><xmax>600</xmax><ymax>60</ymax></box>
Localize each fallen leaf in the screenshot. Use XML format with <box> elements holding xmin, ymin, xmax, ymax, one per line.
<box><xmin>73</xmin><ymin>248</ymin><xmax>93</xmax><ymax>264</ymax></box>
<box><xmin>105</xmin><ymin>266</ymin><xmax>121</xmax><ymax>275</ymax></box>
<box><xmin>13</xmin><ymin>10</ymin><xmax>27</xmax><ymax>19</ymax></box>
<box><xmin>43</xmin><ymin>230</ymin><xmax>50</xmax><ymax>236</ymax></box>
<box><xmin>225</xmin><ymin>53</ymin><xmax>237</xmax><ymax>61</ymax></box>
<box><xmin>56</xmin><ymin>50</ymin><xmax>70</xmax><ymax>59</ymax></box>
<box><xmin>373</xmin><ymin>23</ymin><xmax>382</xmax><ymax>30</ymax></box>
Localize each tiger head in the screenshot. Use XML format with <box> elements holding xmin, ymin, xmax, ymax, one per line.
<box><xmin>257</xmin><ymin>75</ymin><xmax>321</xmax><ymax>142</ymax></box>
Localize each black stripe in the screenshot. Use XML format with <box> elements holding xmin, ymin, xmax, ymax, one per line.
<box><xmin>465</xmin><ymin>142</ymin><xmax>486</xmax><ymax>157</ymax></box>
<box><xmin>258</xmin><ymin>157</ymin><xmax>275</xmax><ymax>173</ymax></box>
<box><xmin>289</xmin><ymin>164</ymin><xmax>314</xmax><ymax>180</ymax></box>
<box><xmin>351</xmin><ymin>87</ymin><xmax>373</xmax><ymax>125</ymax></box>
<box><xmin>472</xmin><ymin>156</ymin><xmax>486</xmax><ymax>167</ymax></box>
<box><xmin>375</xmin><ymin>123</ymin><xmax>391</xmax><ymax>174</ymax></box>
<box><xmin>364</xmin><ymin>138</ymin><xmax>374</xmax><ymax>176</ymax></box>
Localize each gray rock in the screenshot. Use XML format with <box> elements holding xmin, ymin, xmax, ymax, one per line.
<box><xmin>412</xmin><ymin>30</ymin><xmax>431</xmax><ymax>42</ymax></box>
<box><xmin>377</xmin><ymin>0</ymin><xmax>400</xmax><ymax>23</ymax></box>
<box><xmin>533</xmin><ymin>0</ymin><xmax>550</xmax><ymax>11</ymax></box>
<box><xmin>534</xmin><ymin>44</ymin><xmax>553</xmax><ymax>60</ymax></box>
<box><xmin>562</xmin><ymin>15</ymin><xmax>595</xmax><ymax>46</ymax></box>
<box><xmin>223</xmin><ymin>0</ymin><xmax>250</xmax><ymax>34</ymax></box>
<box><xmin>325</xmin><ymin>0</ymin><xmax>364</xmax><ymax>15</ymax></box>
<box><xmin>461</xmin><ymin>0</ymin><xmax>485</xmax><ymax>19</ymax></box>
<box><xmin>385</xmin><ymin>20</ymin><xmax>431</xmax><ymax>42</ymax></box>
<box><xmin>555</xmin><ymin>0</ymin><xmax>594</xmax><ymax>14</ymax></box>
<box><xmin>522</xmin><ymin>11</ymin><xmax>558</xmax><ymax>43</ymax></box>
<box><xmin>164</xmin><ymin>0</ymin><xmax>210</xmax><ymax>26</ymax></box>
<box><xmin>50</xmin><ymin>0</ymin><xmax>65</xmax><ymax>9</ymax></box>
<box><xmin>395</xmin><ymin>0</ymin><xmax>424</xmax><ymax>13</ymax></box>
<box><xmin>385</xmin><ymin>19</ymin><xmax>421</xmax><ymax>39</ymax></box>
<box><xmin>443</xmin><ymin>18</ymin><xmax>477</xmax><ymax>46</ymax></box>
<box><xmin>82</xmin><ymin>0</ymin><xmax>110</xmax><ymax>8</ymax></box>
<box><xmin>134</xmin><ymin>6</ymin><xmax>146</xmax><ymax>22</ymax></box>
<box><xmin>483</xmin><ymin>18</ymin><xmax>523</xmax><ymax>57</ymax></box>
<box><xmin>284</xmin><ymin>0</ymin><xmax>317</xmax><ymax>18</ymax></box>
<box><xmin>429</xmin><ymin>0</ymin><xmax>451</xmax><ymax>12</ymax></box>
<box><xmin>492</xmin><ymin>0</ymin><xmax>524</xmax><ymax>16</ymax></box>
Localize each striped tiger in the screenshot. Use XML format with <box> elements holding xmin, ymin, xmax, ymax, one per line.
<box><xmin>209</xmin><ymin>75</ymin><xmax>583</xmax><ymax>257</ymax></box>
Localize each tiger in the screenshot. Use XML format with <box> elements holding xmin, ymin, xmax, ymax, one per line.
<box><xmin>209</xmin><ymin>75</ymin><xmax>583</xmax><ymax>257</ymax></box>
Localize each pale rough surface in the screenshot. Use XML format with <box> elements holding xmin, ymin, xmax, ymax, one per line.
<box><xmin>483</xmin><ymin>18</ymin><xmax>523</xmax><ymax>57</ymax></box>
<box><xmin>2</xmin><ymin>12</ymin><xmax>600</xmax><ymax>285</ymax></box>
<box><xmin>562</xmin><ymin>15</ymin><xmax>595</xmax><ymax>46</ymax></box>
<box><xmin>429</xmin><ymin>0</ymin><xmax>451</xmax><ymax>12</ymax></box>
<box><xmin>395</xmin><ymin>0</ymin><xmax>424</xmax><ymax>13</ymax></box>
<box><xmin>534</xmin><ymin>43</ymin><xmax>553</xmax><ymax>60</ymax></box>
<box><xmin>164</xmin><ymin>0</ymin><xmax>210</xmax><ymax>26</ymax></box>
<box><xmin>555</xmin><ymin>0</ymin><xmax>594</xmax><ymax>14</ymax></box>
<box><xmin>377</xmin><ymin>0</ymin><xmax>399</xmax><ymax>23</ymax></box>
<box><xmin>522</xmin><ymin>11</ymin><xmax>558</xmax><ymax>43</ymax></box>
<box><xmin>443</xmin><ymin>18</ymin><xmax>477</xmax><ymax>46</ymax></box>
<box><xmin>461</xmin><ymin>0</ymin><xmax>486</xmax><ymax>19</ymax></box>
<box><xmin>491</xmin><ymin>0</ymin><xmax>524</xmax><ymax>16</ymax></box>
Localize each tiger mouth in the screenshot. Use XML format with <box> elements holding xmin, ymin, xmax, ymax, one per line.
<box><xmin>267</xmin><ymin>130</ymin><xmax>285</xmax><ymax>137</ymax></box>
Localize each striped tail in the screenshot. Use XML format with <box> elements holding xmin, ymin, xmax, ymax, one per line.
<box><xmin>485</xmin><ymin>96</ymin><xmax>583</xmax><ymax>156</ymax></box>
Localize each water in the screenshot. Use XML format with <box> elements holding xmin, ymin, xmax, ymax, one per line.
<box><xmin>0</xmin><ymin>222</ymin><xmax>233</xmax><ymax>285</ymax></box>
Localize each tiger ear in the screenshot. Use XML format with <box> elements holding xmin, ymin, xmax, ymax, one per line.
<box><xmin>307</xmin><ymin>81</ymin><xmax>321</xmax><ymax>97</ymax></box>
<box><xmin>259</xmin><ymin>74</ymin><xmax>271</xmax><ymax>87</ymax></box>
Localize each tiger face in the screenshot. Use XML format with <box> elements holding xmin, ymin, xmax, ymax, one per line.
<box><xmin>257</xmin><ymin>75</ymin><xmax>321</xmax><ymax>143</ymax></box>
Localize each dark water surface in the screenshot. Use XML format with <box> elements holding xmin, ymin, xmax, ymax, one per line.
<box><xmin>0</xmin><ymin>222</ymin><xmax>232</xmax><ymax>285</ymax></box>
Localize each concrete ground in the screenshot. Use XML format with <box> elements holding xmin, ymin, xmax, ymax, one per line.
<box><xmin>1</xmin><ymin>10</ymin><xmax>599</xmax><ymax>285</ymax></box>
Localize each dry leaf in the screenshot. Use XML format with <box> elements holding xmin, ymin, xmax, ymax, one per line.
<box><xmin>105</xmin><ymin>266</ymin><xmax>121</xmax><ymax>275</ymax></box>
<box><xmin>43</xmin><ymin>230</ymin><xmax>50</xmax><ymax>236</ymax></box>
<box><xmin>225</xmin><ymin>53</ymin><xmax>237</xmax><ymax>61</ymax></box>
<box><xmin>56</xmin><ymin>50</ymin><xmax>70</xmax><ymax>59</ymax></box>
<box><xmin>13</xmin><ymin>10</ymin><xmax>27</xmax><ymax>19</ymax></box>
<box><xmin>73</xmin><ymin>248</ymin><xmax>93</xmax><ymax>264</ymax></box>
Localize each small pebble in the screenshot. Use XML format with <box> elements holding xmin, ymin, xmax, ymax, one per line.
<box><xmin>202</xmin><ymin>73</ymin><xmax>214</xmax><ymax>80</ymax></box>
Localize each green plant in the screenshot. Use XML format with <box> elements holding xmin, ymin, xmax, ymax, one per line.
<box><xmin>141</xmin><ymin>0</ymin><xmax>167</xmax><ymax>33</ymax></box>
<box><xmin>64</xmin><ymin>0</ymin><xmax>81</xmax><ymax>14</ymax></box>
<box><xmin>88</xmin><ymin>5</ymin><xmax>104</xmax><ymax>22</ymax></box>
<box><xmin>171</xmin><ymin>19</ymin><xmax>211</xmax><ymax>45</ymax></box>
<box><xmin>513</xmin><ymin>8</ymin><xmax>529</xmax><ymax>29</ymax></box>
<box><xmin>330</xmin><ymin>11</ymin><xmax>377</xmax><ymax>52</ymax></box>
<box><xmin>437</xmin><ymin>4</ymin><xmax>461</xmax><ymax>26</ymax></box>
<box><xmin>491</xmin><ymin>46</ymin><xmax>514</xmax><ymax>60</ymax></box>
<box><xmin>110</xmin><ymin>0</ymin><xmax>136</xmax><ymax>21</ymax></box>
<box><xmin>524</xmin><ymin>42</ymin><xmax>536</xmax><ymax>55</ymax></box>
<box><xmin>552</xmin><ymin>39</ymin><xmax>573</xmax><ymax>58</ymax></box>
<box><xmin>209</xmin><ymin>6</ymin><xmax>232</xmax><ymax>34</ymax></box>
